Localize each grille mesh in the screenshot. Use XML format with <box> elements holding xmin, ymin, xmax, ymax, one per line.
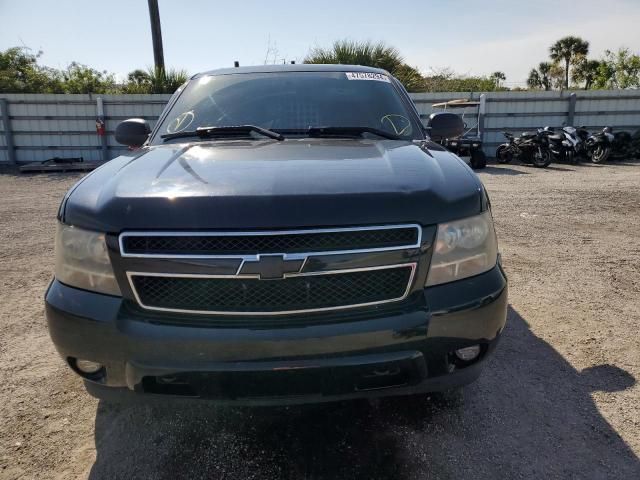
<box><xmin>122</xmin><ymin>227</ymin><xmax>419</xmax><ymax>256</ymax></box>
<box><xmin>131</xmin><ymin>266</ymin><xmax>413</xmax><ymax>314</ymax></box>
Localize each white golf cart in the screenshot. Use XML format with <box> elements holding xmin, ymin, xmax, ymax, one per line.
<box><xmin>430</xmin><ymin>99</ymin><xmax>487</xmax><ymax>169</ymax></box>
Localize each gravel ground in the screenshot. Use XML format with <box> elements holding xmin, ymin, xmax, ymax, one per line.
<box><xmin>0</xmin><ymin>160</ymin><xmax>639</xmax><ymax>479</ymax></box>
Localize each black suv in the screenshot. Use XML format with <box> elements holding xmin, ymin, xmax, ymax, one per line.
<box><xmin>46</xmin><ymin>65</ymin><xmax>507</xmax><ymax>404</ymax></box>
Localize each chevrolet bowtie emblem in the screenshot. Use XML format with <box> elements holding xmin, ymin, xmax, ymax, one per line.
<box><xmin>239</xmin><ymin>255</ymin><xmax>304</xmax><ymax>280</ymax></box>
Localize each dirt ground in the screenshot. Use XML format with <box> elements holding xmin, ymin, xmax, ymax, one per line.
<box><xmin>0</xmin><ymin>160</ymin><xmax>639</xmax><ymax>480</ymax></box>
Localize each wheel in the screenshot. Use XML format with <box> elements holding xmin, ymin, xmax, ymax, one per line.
<box><xmin>532</xmin><ymin>148</ymin><xmax>552</xmax><ymax>168</ymax></box>
<box><xmin>591</xmin><ymin>145</ymin><xmax>611</xmax><ymax>163</ymax></box>
<box><xmin>495</xmin><ymin>145</ymin><xmax>512</xmax><ymax>164</ymax></box>
<box><xmin>566</xmin><ymin>150</ymin><xmax>576</xmax><ymax>164</ymax></box>
<box><xmin>470</xmin><ymin>150</ymin><xmax>487</xmax><ymax>169</ymax></box>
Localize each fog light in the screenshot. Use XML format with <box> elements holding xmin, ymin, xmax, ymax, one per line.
<box><xmin>454</xmin><ymin>345</ymin><xmax>481</xmax><ymax>362</ymax></box>
<box><xmin>75</xmin><ymin>359</ymin><xmax>103</xmax><ymax>374</ymax></box>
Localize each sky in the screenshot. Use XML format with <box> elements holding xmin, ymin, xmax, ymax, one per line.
<box><xmin>1</xmin><ymin>0</ymin><xmax>640</xmax><ymax>86</ymax></box>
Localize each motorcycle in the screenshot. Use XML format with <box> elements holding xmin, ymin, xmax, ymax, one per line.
<box><xmin>541</xmin><ymin>127</ymin><xmax>577</xmax><ymax>164</ymax></box>
<box><xmin>585</xmin><ymin>127</ymin><xmax>614</xmax><ymax>163</ymax></box>
<box><xmin>495</xmin><ymin>130</ymin><xmax>553</xmax><ymax>168</ymax></box>
<box><xmin>573</xmin><ymin>127</ymin><xmax>592</xmax><ymax>160</ymax></box>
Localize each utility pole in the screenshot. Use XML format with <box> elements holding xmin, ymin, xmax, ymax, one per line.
<box><xmin>147</xmin><ymin>0</ymin><xmax>165</xmax><ymax>72</ymax></box>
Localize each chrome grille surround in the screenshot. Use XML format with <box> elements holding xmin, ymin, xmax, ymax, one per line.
<box><xmin>126</xmin><ymin>264</ymin><xmax>417</xmax><ymax>316</ymax></box>
<box><xmin>119</xmin><ymin>224</ymin><xmax>422</xmax><ymax>259</ymax></box>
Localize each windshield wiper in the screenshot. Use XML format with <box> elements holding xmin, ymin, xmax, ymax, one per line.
<box><xmin>305</xmin><ymin>126</ymin><xmax>401</xmax><ymax>140</ymax></box>
<box><xmin>161</xmin><ymin>125</ymin><xmax>284</xmax><ymax>142</ymax></box>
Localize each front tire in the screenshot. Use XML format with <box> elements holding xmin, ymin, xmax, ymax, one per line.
<box><xmin>495</xmin><ymin>145</ymin><xmax>512</xmax><ymax>164</ymax></box>
<box><xmin>471</xmin><ymin>150</ymin><xmax>487</xmax><ymax>169</ymax></box>
<box><xmin>591</xmin><ymin>145</ymin><xmax>611</xmax><ymax>163</ymax></box>
<box><xmin>532</xmin><ymin>148</ymin><xmax>552</xmax><ymax>168</ymax></box>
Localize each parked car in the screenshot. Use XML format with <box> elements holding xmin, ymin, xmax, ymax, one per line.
<box><xmin>46</xmin><ymin>65</ymin><xmax>508</xmax><ymax>405</ymax></box>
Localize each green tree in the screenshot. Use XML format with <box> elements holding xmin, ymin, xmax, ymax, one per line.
<box><xmin>418</xmin><ymin>67</ymin><xmax>504</xmax><ymax>92</ymax></box>
<box><xmin>60</xmin><ymin>62</ymin><xmax>118</xmax><ymax>93</ymax></box>
<box><xmin>549</xmin><ymin>36</ymin><xmax>590</xmax><ymax>89</ymax></box>
<box><xmin>0</xmin><ymin>47</ymin><xmax>62</xmax><ymax>93</ymax></box>
<box><xmin>422</xmin><ymin>70</ymin><xmax>496</xmax><ymax>92</ymax></box>
<box><xmin>591</xmin><ymin>61</ymin><xmax>615</xmax><ymax>89</ymax></box>
<box><xmin>572</xmin><ymin>55</ymin><xmax>603</xmax><ymax>89</ymax></box>
<box><xmin>490</xmin><ymin>71</ymin><xmax>506</xmax><ymax>89</ymax></box>
<box><xmin>1</xmin><ymin>46</ymin><xmax>189</xmax><ymax>94</ymax></box>
<box><xmin>304</xmin><ymin>40</ymin><xmax>425</xmax><ymax>91</ymax></box>
<box><xmin>602</xmin><ymin>48</ymin><xmax>640</xmax><ymax>89</ymax></box>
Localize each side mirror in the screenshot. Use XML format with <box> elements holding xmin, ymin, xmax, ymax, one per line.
<box><xmin>115</xmin><ymin>118</ymin><xmax>151</xmax><ymax>148</ymax></box>
<box><xmin>426</xmin><ymin>113</ymin><xmax>464</xmax><ymax>141</ymax></box>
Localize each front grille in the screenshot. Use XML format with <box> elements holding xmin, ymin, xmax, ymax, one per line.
<box><xmin>120</xmin><ymin>226</ymin><xmax>419</xmax><ymax>256</ymax></box>
<box><xmin>129</xmin><ymin>265</ymin><xmax>414</xmax><ymax>315</ymax></box>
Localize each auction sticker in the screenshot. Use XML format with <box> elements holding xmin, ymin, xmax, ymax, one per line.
<box><xmin>345</xmin><ymin>72</ymin><xmax>391</xmax><ymax>82</ymax></box>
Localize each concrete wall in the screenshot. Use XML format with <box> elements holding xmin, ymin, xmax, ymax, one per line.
<box><xmin>1</xmin><ymin>90</ymin><xmax>640</xmax><ymax>163</ymax></box>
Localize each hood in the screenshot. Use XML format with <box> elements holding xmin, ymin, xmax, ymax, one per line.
<box><xmin>63</xmin><ymin>138</ymin><xmax>482</xmax><ymax>232</ymax></box>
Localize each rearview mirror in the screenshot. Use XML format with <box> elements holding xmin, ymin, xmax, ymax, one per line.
<box><xmin>115</xmin><ymin>118</ymin><xmax>151</xmax><ymax>148</ymax></box>
<box><xmin>426</xmin><ymin>113</ymin><xmax>464</xmax><ymax>141</ymax></box>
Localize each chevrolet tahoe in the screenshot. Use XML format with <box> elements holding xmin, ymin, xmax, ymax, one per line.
<box><xmin>45</xmin><ymin>65</ymin><xmax>508</xmax><ymax>404</ymax></box>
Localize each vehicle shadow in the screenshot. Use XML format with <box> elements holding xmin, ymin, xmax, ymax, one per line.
<box><xmin>609</xmin><ymin>158</ymin><xmax>640</xmax><ymax>166</ymax></box>
<box><xmin>541</xmin><ymin>164</ymin><xmax>574</xmax><ymax>172</ymax></box>
<box><xmin>486</xmin><ymin>163</ymin><xmax>575</xmax><ymax>173</ymax></box>
<box><xmin>480</xmin><ymin>165</ymin><xmax>529</xmax><ymax>176</ymax></box>
<box><xmin>88</xmin><ymin>307</ymin><xmax>639</xmax><ymax>480</ymax></box>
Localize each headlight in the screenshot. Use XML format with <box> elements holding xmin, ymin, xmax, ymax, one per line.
<box><xmin>426</xmin><ymin>211</ymin><xmax>498</xmax><ymax>286</ymax></box>
<box><xmin>54</xmin><ymin>224</ymin><xmax>121</xmax><ymax>296</ymax></box>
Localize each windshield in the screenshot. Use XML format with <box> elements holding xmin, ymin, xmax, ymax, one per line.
<box><xmin>151</xmin><ymin>71</ymin><xmax>422</xmax><ymax>143</ymax></box>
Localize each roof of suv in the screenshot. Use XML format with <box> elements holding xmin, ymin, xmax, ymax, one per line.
<box><xmin>194</xmin><ymin>64</ymin><xmax>390</xmax><ymax>78</ymax></box>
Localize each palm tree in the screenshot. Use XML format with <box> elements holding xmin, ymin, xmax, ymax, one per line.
<box><xmin>549</xmin><ymin>36</ymin><xmax>589</xmax><ymax>89</ymax></box>
<box><xmin>527</xmin><ymin>69</ymin><xmax>542</xmax><ymax>89</ymax></box>
<box><xmin>527</xmin><ymin>62</ymin><xmax>553</xmax><ymax>90</ymax></box>
<box><xmin>304</xmin><ymin>40</ymin><xmax>425</xmax><ymax>91</ymax></box>
<box><xmin>123</xmin><ymin>67</ymin><xmax>188</xmax><ymax>93</ymax></box>
<box><xmin>490</xmin><ymin>71</ymin><xmax>506</xmax><ymax>89</ymax></box>
<box><xmin>146</xmin><ymin>67</ymin><xmax>189</xmax><ymax>94</ymax></box>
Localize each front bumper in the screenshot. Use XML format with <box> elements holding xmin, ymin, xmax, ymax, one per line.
<box><xmin>45</xmin><ymin>265</ymin><xmax>507</xmax><ymax>405</ymax></box>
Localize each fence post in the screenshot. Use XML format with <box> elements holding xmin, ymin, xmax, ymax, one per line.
<box><xmin>567</xmin><ymin>93</ymin><xmax>577</xmax><ymax>126</ymax></box>
<box><xmin>96</xmin><ymin>97</ymin><xmax>109</xmax><ymax>162</ymax></box>
<box><xmin>0</xmin><ymin>98</ymin><xmax>16</xmax><ymax>164</ymax></box>
<box><xmin>478</xmin><ymin>93</ymin><xmax>487</xmax><ymax>144</ymax></box>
